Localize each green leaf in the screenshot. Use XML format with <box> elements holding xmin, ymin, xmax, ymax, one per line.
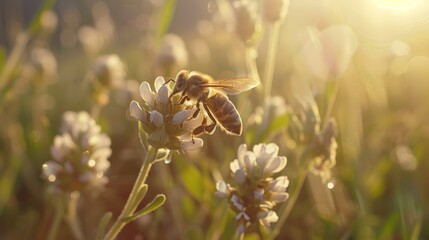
<box><xmin>410</xmin><ymin>216</ymin><xmax>422</xmax><ymax>240</ymax></box>
<box><xmin>259</xmin><ymin>113</ymin><xmax>290</xmax><ymax>142</ymax></box>
<box><xmin>0</xmin><ymin>156</ymin><xmax>22</xmax><ymax>215</ymax></box>
<box><xmin>132</xmin><ymin>184</ymin><xmax>149</xmax><ymax>208</ymax></box>
<box><xmin>377</xmin><ymin>212</ymin><xmax>398</xmax><ymax>239</ymax></box>
<box><xmin>95</xmin><ymin>212</ymin><xmax>112</xmax><ymax>240</ymax></box>
<box><xmin>28</xmin><ymin>0</ymin><xmax>57</xmax><ymax>34</ymax></box>
<box><xmin>179</xmin><ymin>162</ymin><xmax>204</xmax><ymax>201</ymax></box>
<box><xmin>156</xmin><ymin>0</ymin><xmax>176</xmax><ymax>43</ymax></box>
<box><xmin>0</xmin><ymin>47</ymin><xmax>5</xmax><ymax>73</ymax></box>
<box><xmin>244</xmin><ymin>233</ymin><xmax>261</xmax><ymax>240</ymax></box>
<box><xmin>121</xmin><ymin>194</ymin><xmax>166</xmax><ymax>223</ymax></box>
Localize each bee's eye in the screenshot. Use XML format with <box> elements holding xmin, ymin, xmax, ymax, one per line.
<box><xmin>177</xmin><ymin>78</ymin><xmax>185</xmax><ymax>88</ymax></box>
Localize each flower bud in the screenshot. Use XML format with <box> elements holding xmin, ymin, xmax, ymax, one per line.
<box><xmin>92</xmin><ymin>54</ymin><xmax>126</xmax><ymax>89</ymax></box>
<box><xmin>233</xmin><ymin>1</ymin><xmax>261</xmax><ymax>45</ymax></box>
<box><xmin>156</xmin><ymin>34</ymin><xmax>188</xmax><ymax>76</ymax></box>
<box><xmin>30</xmin><ymin>47</ymin><xmax>57</xmax><ymax>85</ymax></box>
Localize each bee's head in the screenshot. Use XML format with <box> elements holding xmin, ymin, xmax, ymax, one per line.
<box><xmin>172</xmin><ymin>70</ymin><xmax>188</xmax><ymax>95</ymax></box>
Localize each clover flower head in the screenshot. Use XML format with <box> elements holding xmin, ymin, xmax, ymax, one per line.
<box><xmin>156</xmin><ymin>34</ymin><xmax>188</xmax><ymax>75</ymax></box>
<box><xmin>233</xmin><ymin>0</ymin><xmax>261</xmax><ymax>45</ymax></box>
<box><xmin>40</xmin><ymin>10</ymin><xmax>58</xmax><ymax>33</ymax></box>
<box><xmin>29</xmin><ymin>47</ymin><xmax>57</xmax><ymax>85</ymax></box>
<box><xmin>394</xmin><ymin>145</ymin><xmax>417</xmax><ymax>171</ymax></box>
<box><xmin>215</xmin><ymin>143</ymin><xmax>289</xmax><ymax>233</ymax></box>
<box><xmin>129</xmin><ymin>76</ymin><xmax>203</xmax><ymax>152</ymax></box>
<box><xmin>43</xmin><ymin>111</ymin><xmax>111</xmax><ymax>194</ymax></box>
<box><xmin>79</xmin><ymin>26</ymin><xmax>104</xmax><ymax>56</ymax></box>
<box><xmin>92</xmin><ymin>54</ymin><xmax>126</xmax><ymax>89</ymax></box>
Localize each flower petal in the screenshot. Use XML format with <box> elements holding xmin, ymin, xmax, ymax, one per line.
<box><xmin>258</xmin><ymin>211</ymin><xmax>278</xmax><ymax>227</ymax></box>
<box><xmin>129</xmin><ymin>100</ymin><xmax>147</xmax><ymax>122</ymax></box>
<box><xmin>243</xmin><ymin>152</ymin><xmax>256</xmax><ymax>174</ymax></box>
<box><xmin>215</xmin><ymin>181</ymin><xmax>230</xmax><ymax>198</ymax></box>
<box><xmin>230</xmin><ymin>159</ymin><xmax>241</xmax><ymax>172</ymax></box>
<box><xmin>257</xmin><ymin>143</ymin><xmax>279</xmax><ymax>159</ymax></box>
<box><xmin>265</xmin><ymin>156</ymin><xmax>287</xmax><ymax>175</ymax></box>
<box><xmin>180</xmin><ymin>138</ymin><xmax>203</xmax><ymax>151</ymax></box>
<box><xmin>172</xmin><ymin>109</ymin><xmax>194</xmax><ymax>125</ymax></box>
<box><xmin>233</xmin><ymin>169</ymin><xmax>246</xmax><ymax>185</ymax></box>
<box><xmin>231</xmin><ymin>195</ymin><xmax>244</xmax><ymax>210</ymax></box>
<box><xmin>154</xmin><ymin>76</ymin><xmax>165</xmax><ymax>92</ymax></box>
<box><xmin>237</xmin><ymin>144</ymin><xmax>247</xmax><ymax>163</ymax></box>
<box><xmin>157</xmin><ymin>84</ymin><xmax>170</xmax><ymax>105</ymax></box>
<box><xmin>140</xmin><ymin>81</ymin><xmax>155</xmax><ymax>107</ymax></box>
<box><xmin>182</xmin><ymin>112</ymin><xmax>203</xmax><ymax>131</ymax></box>
<box><xmin>270</xmin><ymin>176</ymin><xmax>289</xmax><ymax>192</ymax></box>
<box><xmin>149</xmin><ymin>110</ymin><xmax>164</xmax><ymax>127</ymax></box>
<box><xmin>270</xmin><ymin>192</ymin><xmax>289</xmax><ymax>203</ymax></box>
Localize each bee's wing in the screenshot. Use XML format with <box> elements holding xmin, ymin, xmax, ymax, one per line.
<box><xmin>200</xmin><ymin>78</ymin><xmax>259</xmax><ymax>95</ymax></box>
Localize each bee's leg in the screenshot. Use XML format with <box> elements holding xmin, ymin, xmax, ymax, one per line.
<box><xmin>192</xmin><ymin>117</ymin><xmax>208</xmax><ymax>143</ymax></box>
<box><xmin>205</xmin><ymin>124</ymin><xmax>217</xmax><ymax>134</ymax></box>
<box><xmin>202</xmin><ymin>103</ymin><xmax>217</xmax><ymax>134</ymax></box>
<box><xmin>179</xmin><ymin>95</ymin><xmax>190</xmax><ymax>104</ymax></box>
<box><xmin>192</xmin><ymin>107</ymin><xmax>200</xmax><ymax>118</ymax></box>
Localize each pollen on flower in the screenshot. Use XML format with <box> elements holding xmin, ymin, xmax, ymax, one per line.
<box><xmin>215</xmin><ymin>143</ymin><xmax>289</xmax><ymax>233</ymax></box>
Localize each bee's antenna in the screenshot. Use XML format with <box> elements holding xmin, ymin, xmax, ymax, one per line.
<box><xmin>163</xmin><ymin>78</ymin><xmax>175</xmax><ymax>85</ymax></box>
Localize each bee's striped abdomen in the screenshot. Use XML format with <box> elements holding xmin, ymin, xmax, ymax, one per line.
<box><xmin>206</xmin><ymin>93</ymin><xmax>242</xmax><ymax>135</ymax></box>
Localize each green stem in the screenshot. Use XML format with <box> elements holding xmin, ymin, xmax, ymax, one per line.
<box><xmin>322</xmin><ymin>78</ymin><xmax>341</xmax><ymax>128</ymax></box>
<box><xmin>47</xmin><ymin>198</ymin><xmax>65</xmax><ymax>240</ymax></box>
<box><xmin>261</xmin><ymin>22</ymin><xmax>282</xmax><ymax>130</ymax></box>
<box><xmin>0</xmin><ymin>0</ymin><xmax>57</xmax><ymax>90</ymax></box>
<box><xmin>268</xmin><ymin>168</ymin><xmax>308</xmax><ymax>240</ymax></box>
<box><xmin>263</xmin><ymin>22</ymin><xmax>281</xmax><ymax>100</ymax></box>
<box><xmin>91</xmin><ymin>103</ymin><xmax>102</xmax><ymax>121</ymax></box>
<box><xmin>245</xmin><ymin>47</ymin><xmax>261</xmax><ymax>92</ymax></box>
<box><xmin>66</xmin><ymin>192</ymin><xmax>85</xmax><ymax>240</ymax></box>
<box><xmin>237</xmin><ymin>232</ymin><xmax>244</xmax><ymax>240</ymax></box>
<box><xmin>103</xmin><ymin>147</ymin><xmax>158</xmax><ymax>240</ymax></box>
<box><xmin>0</xmin><ymin>33</ymin><xmax>29</xmax><ymax>90</ymax></box>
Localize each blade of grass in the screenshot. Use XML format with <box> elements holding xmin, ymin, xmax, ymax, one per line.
<box><xmin>95</xmin><ymin>212</ymin><xmax>112</xmax><ymax>240</ymax></box>
<box><xmin>0</xmin><ymin>0</ymin><xmax>57</xmax><ymax>90</ymax></box>
<box><xmin>155</xmin><ymin>0</ymin><xmax>176</xmax><ymax>44</ymax></box>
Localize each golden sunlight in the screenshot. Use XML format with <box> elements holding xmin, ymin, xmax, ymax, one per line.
<box><xmin>373</xmin><ymin>0</ymin><xmax>421</xmax><ymax>12</ymax></box>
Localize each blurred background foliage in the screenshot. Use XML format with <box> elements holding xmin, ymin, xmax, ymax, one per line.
<box><xmin>1</xmin><ymin>0</ymin><xmax>429</xmax><ymax>239</ymax></box>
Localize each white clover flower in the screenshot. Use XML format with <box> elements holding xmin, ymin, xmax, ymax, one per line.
<box><xmin>215</xmin><ymin>181</ymin><xmax>231</xmax><ymax>198</ymax></box>
<box><xmin>257</xmin><ymin>210</ymin><xmax>279</xmax><ymax>228</ymax></box>
<box><xmin>92</xmin><ymin>54</ymin><xmax>126</xmax><ymax>88</ymax></box>
<box><xmin>231</xmin><ymin>143</ymin><xmax>287</xmax><ymax>182</ymax></box>
<box><xmin>129</xmin><ymin>76</ymin><xmax>203</xmax><ymax>151</ymax></box>
<box><xmin>215</xmin><ymin>143</ymin><xmax>289</xmax><ymax>233</ymax></box>
<box><xmin>42</xmin><ymin>111</ymin><xmax>111</xmax><ymax>193</ymax></box>
<box><xmin>156</xmin><ymin>34</ymin><xmax>188</xmax><ymax>74</ymax></box>
<box><xmin>29</xmin><ymin>47</ymin><xmax>57</xmax><ymax>85</ymax></box>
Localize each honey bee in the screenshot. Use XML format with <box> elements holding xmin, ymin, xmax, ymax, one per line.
<box><xmin>169</xmin><ymin>70</ymin><xmax>259</xmax><ymax>136</ymax></box>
